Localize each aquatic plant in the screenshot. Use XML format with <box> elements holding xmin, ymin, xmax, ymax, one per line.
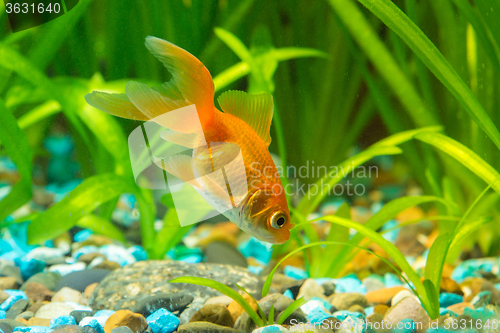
<box><xmin>169</xmin><ymin>276</ymin><xmax>306</xmax><ymax>327</ymax></box>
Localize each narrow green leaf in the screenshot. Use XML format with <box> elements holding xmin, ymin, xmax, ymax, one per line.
<box><xmin>169</xmin><ymin>276</ymin><xmax>265</xmax><ymax>327</ymax></box>
<box><xmin>236</xmin><ymin>284</ymin><xmax>267</xmax><ymax>326</ymax></box>
<box><xmin>268</xmin><ymin>305</ymin><xmax>275</xmax><ymax>325</ymax></box>
<box><xmin>17</xmin><ymin>101</ymin><xmax>61</xmax><ymax>129</ymax></box>
<box><xmin>355</xmin><ymin>0</ymin><xmax>500</xmax><ymax>150</ymax></box>
<box><xmin>415</xmin><ymin>132</ymin><xmax>500</xmax><ymax>195</ymax></box>
<box><xmin>423</xmin><ymin>279</ymin><xmax>440</xmax><ymax>319</ymax></box>
<box><xmin>277</xmin><ymin>297</ymin><xmax>307</xmax><ymax>325</ymax></box>
<box><xmin>262</xmin><ymin>241</ymin><xmax>413</xmax><ymax>299</ymax></box>
<box><xmin>372</xmin><ymin>126</ymin><xmax>442</xmax><ymax>148</ymax></box>
<box><xmin>272</xmin><ymin>48</ymin><xmax>329</xmax><ymax>61</ymax></box>
<box><xmin>425</xmin><ymin>233</ymin><xmax>453</xmax><ymax>300</ymax></box>
<box><xmin>326</xmin><ymin>195</ymin><xmax>457</xmax><ymax>277</ymax></box>
<box><xmin>0</xmin><ymin>99</ymin><xmax>32</xmax><ymax>220</ymax></box>
<box><xmin>76</xmin><ymin>214</ymin><xmax>126</xmax><ymax>243</ymax></box>
<box><xmin>297</xmin><ymin>145</ymin><xmax>403</xmax><ymax>216</ymax></box>
<box><xmin>449</xmin><ymin>216</ymin><xmax>492</xmax><ymax>258</ymax></box>
<box><xmin>27</xmin><ymin>174</ymin><xmax>135</xmax><ymax>244</ymax></box>
<box><xmin>328</xmin><ymin>0</ymin><xmax>440</xmax><ymax>127</ymax></box>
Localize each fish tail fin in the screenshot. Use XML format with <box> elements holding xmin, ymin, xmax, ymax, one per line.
<box><xmin>85</xmin><ymin>37</ymin><xmax>215</xmax><ymax>133</ymax></box>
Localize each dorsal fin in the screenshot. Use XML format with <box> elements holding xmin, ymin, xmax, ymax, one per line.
<box><xmin>217</xmin><ymin>90</ymin><xmax>274</xmax><ymax>146</ymax></box>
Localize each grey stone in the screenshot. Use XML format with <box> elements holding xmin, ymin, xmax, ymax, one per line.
<box><xmin>14</xmin><ymin>311</ymin><xmax>33</xmax><ymax>321</ymax></box>
<box><xmin>328</xmin><ymin>293</ymin><xmax>367</xmax><ymax>310</ymax></box>
<box><xmin>55</xmin><ymin>269</ymin><xmax>110</xmax><ymax>292</ymax></box>
<box><xmin>70</xmin><ymin>310</ymin><xmax>94</xmax><ymax>324</ymax></box>
<box><xmin>0</xmin><ymin>323</ymin><xmax>13</xmax><ymax>333</ymax></box>
<box><xmin>131</xmin><ymin>293</ymin><xmax>193</xmax><ymax>317</ymax></box>
<box><xmin>321</xmin><ymin>281</ymin><xmax>335</xmax><ymax>297</ymax></box>
<box><xmin>91</xmin><ymin>260</ymin><xmax>263</xmax><ymax>324</ymax></box>
<box><xmin>0</xmin><ymin>264</ymin><xmax>23</xmax><ymax>285</ymax></box>
<box><xmin>384</xmin><ymin>297</ymin><xmax>430</xmax><ymax>333</ymax></box>
<box><xmin>204</xmin><ymin>242</ymin><xmax>247</xmax><ymax>268</ymax></box>
<box><xmin>0</xmin><ymin>319</ymin><xmax>25</xmax><ymax>329</ymax></box>
<box><xmin>51</xmin><ymin>325</ymin><xmax>98</xmax><ymax>333</ymax></box>
<box><xmin>178</xmin><ymin>322</ymin><xmax>239</xmax><ymax>333</ymax></box>
<box><xmin>6</xmin><ymin>299</ymin><xmax>28</xmax><ymax>319</ymax></box>
<box><xmin>35</xmin><ymin>302</ymin><xmax>75</xmax><ymax>319</ymax></box>
<box><xmin>111</xmin><ymin>327</ymin><xmax>133</xmax><ymax>333</ymax></box>
<box><xmin>20</xmin><ymin>272</ymin><xmax>61</xmax><ymax>291</ymax></box>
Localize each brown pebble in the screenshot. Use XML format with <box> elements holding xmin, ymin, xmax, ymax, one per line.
<box><xmin>28</xmin><ymin>317</ymin><xmax>51</xmax><ymax>326</ymax></box>
<box><xmin>374</xmin><ymin>304</ymin><xmax>389</xmax><ymax>315</ymax></box>
<box><xmin>0</xmin><ymin>290</ymin><xmax>9</xmax><ymax>303</ymax></box>
<box><xmin>227</xmin><ymin>293</ymin><xmax>258</xmax><ymax>321</ymax></box>
<box><xmin>27</xmin><ymin>301</ymin><xmax>47</xmax><ymax>314</ymax></box>
<box><xmin>94</xmin><ymin>260</ymin><xmax>121</xmax><ymax>271</ymax></box>
<box><xmin>0</xmin><ymin>276</ymin><xmax>19</xmax><ymax>290</ymax></box>
<box><xmin>366</xmin><ymin>286</ymin><xmax>406</xmax><ymax>304</ymax></box>
<box><xmin>16</xmin><ymin>318</ymin><xmax>29</xmax><ymax>325</ymax></box>
<box><xmin>447</xmin><ymin>302</ymin><xmax>474</xmax><ymax>315</ymax></box>
<box><xmin>104</xmin><ymin>309</ymin><xmax>147</xmax><ymax>333</ymax></box>
<box><xmin>441</xmin><ymin>276</ymin><xmax>463</xmax><ymax>295</ymax></box>
<box><xmin>84</xmin><ymin>282</ymin><xmax>98</xmax><ymax>299</ymax></box>
<box><xmin>24</xmin><ymin>282</ymin><xmax>53</xmax><ymax>302</ymax></box>
<box><xmin>348</xmin><ymin>304</ymin><xmax>365</xmax><ymax>315</ymax></box>
<box><xmin>78</xmin><ymin>253</ymin><xmax>105</xmax><ymax>265</ymax></box>
<box><xmin>190</xmin><ymin>304</ymin><xmax>235</xmax><ymax>327</ymax></box>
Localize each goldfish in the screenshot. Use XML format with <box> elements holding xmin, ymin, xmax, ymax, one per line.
<box><xmin>85</xmin><ymin>36</ymin><xmax>291</xmax><ymax>244</ymax></box>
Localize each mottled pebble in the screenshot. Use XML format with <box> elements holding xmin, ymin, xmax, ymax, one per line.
<box><xmin>55</xmin><ymin>269</ymin><xmax>110</xmax><ymax>292</ymax></box>
<box><xmin>190</xmin><ymin>304</ymin><xmax>234</xmax><ymax>327</ymax></box>
<box><xmin>131</xmin><ymin>293</ymin><xmax>194</xmax><ymax>318</ymax></box>
<box><xmin>21</xmin><ymin>273</ymin><xmax>61</xmax><ymax>292</ymax></box>
<box><xmin>177</xmin><ymin>322</ymin><xmax>238</xmax><ymax>333</ymax></box>
<box><xmin>35</xmin><ymin>302</ymin><xmax>75</xmax><ymax>319</ymax></box>
<box><xmin>104</xmin><ymin>310</ymin><xmax>147</xmax><ymax>333</ymax></box>
<box><xmin>52</xmin><ymin>287</ymin><xmax>84</xmax><ymax>304</ymax></box>
<box><xmin>328</xmin><ymin>293</ymin><xmax>367</xmax><ymax>310</ymax></box>
<box><xmin>297</xmin><ymin>279</ymin><xmax>325</xmax><ymax>301</ymax></box>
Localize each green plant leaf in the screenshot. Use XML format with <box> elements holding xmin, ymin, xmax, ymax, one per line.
<box><xmin>17</xmin><ymin>100</ymin><xmax>61</xmax><ymax>129</ymax></box>
<box><xmin>169</xmin><ymin>276</ymin><xmax>265</xmax><ymax>327</ymax></box>
<box><xmin>324</xmin><ymin>195</ymin><xmax>456</xmax><ymax>277</ymax></box>
<box><xmin>415</xmin><ymin>132</ymin><xmax>500</xmax><ymax>195</ymax></box>
<box><xmin>449</xmin><ymin>216</ymin><xmax>492</xmax><ymax>259</ymax></box>
<box><xmin>277</xmin><ymin>297</ymin><xmax>307</xmax><ymax>325</ymax></box>
<box><xmin>423</xmin><ymin>279</ymin><xmax>440</xmax><ymax>319</ymax></box>
<box><xmin>425</xmin><ymin>232</ymin><xmax>453</xmax><ymax>302</ymax></box>
<box><xmin>328</xmin><ymin>0</ymin><xmax>440</xmax><ymax>127</ymax></box>
<box><xmin>76</xmin><ymin>214</ymin><xmax>125</xmax><ymax>243</ymax></box>
<box><xmin>354</xmin><ymin>0</ymin><xmax>500</xmax><ymax>150</ymax></box>
<box><xmin>268</xmin><ymin>305</ymin><xmax>275</xmax><ymax>325</ymax></box>
<box><xmin>262</xmin><ymin>241</ymin><xmax>413</xmax><ymax>299</ymax></box>
<box><xmin>318</xmin><ymin>202</ymin><xmax>351</xmax><ymax>276</ymax></box>
<box><xmin>0</xmin><ymin>99</ymin><xmax>33</xmax><ymax>221</ymax></box>
<box><xmin>236</xmin><ymin>284</ymin><xmax>268</xmax><ymax>326</ymax></box>
<box><xmin>27</xmin><ymin>174</ymin><xmax>135</xmax><ymax>244</ymax></box>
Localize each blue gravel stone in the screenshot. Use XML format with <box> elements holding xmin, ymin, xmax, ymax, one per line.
<box><xmin>394</xmin><ymin>318</ymin><xmax>416</xmax><ymax>333</ymax></box>
<box><xmin>301</xmin><ymin>299</ymin><xmax>331</xmax><ymax>315</ymax></box>
<box><xmin>334</xmin><ymin>274</ymin><xmax>365</xmax><ymax>293</ymax></box>
<box><xmin>50</xmin><ymin>315</ymin><xmax>76</xmax><ymax>328</ymax></box>
<box><xmin>74</xmin><ymin>230</ymin><xmax>93</xmax><ymax>243</ymax></box>
<box><xmin>0</xmin><ymin>294</ymin><xmax>23</xmax><ymax>311</ymax></box>
<box><xmin>333</xmin><ymin>310</ymin><xmax>364</xmax><ymax>321</ymax></box>
<box><xmin>381</xmin><ymin>220</ymin><xmax>400</xmax><ymax>243</ymax></box>
<box><xmin>283</xmin><ymin>289</ymin><xmax>294</xmax><ymax>299</ymax></box>
<box><xmin>237</xmin><ymin>238</ymin><xmax>272</xmax><ymax>264</ymax></box>
<box><xmin>94</xmin><ymin>310</ymin><xmax>115</xmax><ymax>317</ymax></box>
<box><xmin>13</xmin><ymin>327</ymin><xmax>51</xmax><ymax>333</ymax></box>
<box><xmin>82</xmin><ymin>318</ymin><xmax>104</xmax><ymax>333</ymax></box>
<box><xmin>0</xmin><ymin>310</ymin><xmax>5</xmax><ymax>319</ymax></box>
<box><xmin>72</xmin><ymin>246</ymin><xmax>99</xmax><ymax>260</ymax></box>
<box><xmin>384</xmin><ymin>273</ymin><xmax>403</xmax><ymax>287</ymax></box>
<box><xmin>283</xmin><ymin>266</ymin><xmax>308</xmax><ymax>280</ymax></box>
<box><xmin>463</xmin><ymin>306</ymin><xmax>495</xmax><ymax>321</ymax></box>
<box><xmin>364</xmin><ymin>307</ymin><xmax>374</xmax><ymax>316</ymax></box>
<box><xmin>178</xmin><ymin>254</ymin><xmax>202</xmax><ymax>264</ymax></box>
<box><xmin>451</xmin><ymin>260</ymin><xmax>493</xmax><ymax>283</ymax></box>
<box><xmin>439</xmin><ymin>308</ymin><xmax>457</xmax><ymax>317</ymax></box>
<box><xmin>247</xmin><ymin>266</ymin><xmax>263</xmax><ymax>275</ymax></box>
<box><xmin>439</xmin><ymin>293</ymin><xmax>463</xmax><ymax>308</ymax></box>
<box><xmin>308</xmin><ymin>307</ymin><xmax>332</xmax><ymax>324</ymax></box>
<box><xmin>127</xmin><ymin>246</ymin><xmax>148</xmax><ymax>261</ymax></box>
<box><xmin>256</xmin><ymin>324</ymin><xmax>289</xmax><ymax>333</ymax></box>
<box><xmin>14</xmin><ymin>257</ymin><xmax>45</xmax><ymax>281</ymax></box>
<box><xmin>147</xmin><ymin>308</ymin><xmax>180</xmax><ymax>333</ymax></box>
<box><xmin>99</xmin><ymin>245</ymin><xmax>136</xmax><ymax>266</ymax></box>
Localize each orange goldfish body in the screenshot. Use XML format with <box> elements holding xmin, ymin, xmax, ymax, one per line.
<box><xmin>85</xmin><ymin>37</ymin><xmax>292</xmax><ymax>244</ymax></box>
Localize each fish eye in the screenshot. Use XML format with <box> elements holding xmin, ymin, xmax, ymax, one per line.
<box><xmin>270</xmin><ymin>212</ymin><xmax>287</xmax><ymax>229</ymax></box>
